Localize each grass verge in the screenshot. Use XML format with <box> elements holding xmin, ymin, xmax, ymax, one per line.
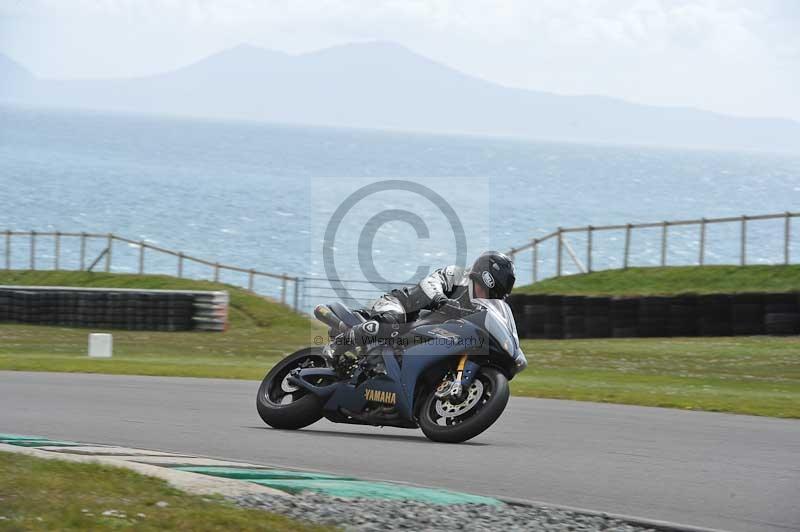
<box><xmin>0</xmin><ymin>451</ymin><xmax>327</xmax><ymax>531</ymax></box>
<box><xmin>2</xmin><ymin>329</ymin><xmax>797</xmax><ymax>418</ymax></box>
<box><xmin>514</xmin><ymin>336</ymin><xmax>800</xmax><ymax>418</ymax></box>
<box><xmin>515</xmin><ymin>265</ymin><xmax>800</xmax><ymax>295</ymax></box>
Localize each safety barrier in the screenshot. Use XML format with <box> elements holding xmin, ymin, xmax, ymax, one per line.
<box><xmin>508</xmin><ymin>292</ymin><xmax>800</xmax><ymax>339</ymax></box>
<box><xmin>0</xmin><ymin>286</ymin><xmax>228</xmax><ymax>332</ymax></box>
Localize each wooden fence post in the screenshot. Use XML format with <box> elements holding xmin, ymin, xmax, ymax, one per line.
<box><xmin>54</xmin><ymin>232</ymin><xmax>60</xmax><ymax>270</ymax></box>
<box><xmin>556</xmin><ymin>228</ymin><xmax>563</xmax><ymax>277</ymax></box>
<box><xmin>699</xmin><ymin>218</ymin><xmax>706</xmax><ymax>266</ymax></box>
<box><xmin>248</xmin><ymin>269</ymin><xmax>255</xmax><ymax>291</ymax></box>
<box><xmin>587</xmin><ymin>226</ymin><xmax>594</xmax><ymax>272</ymax></box>
<box><xmin>214</xmin><ymin>263</ymin><xmax>220</xmax><ymax>282</ymax></box>
<box><xmin>177</xmin><ymin>253</ymin><xmax>184</xmax><ymax>278</ymax></box>
<box><xmin>281</xmin><ymin>274</ymin><xmax>288</xmax><ymax>304</ymax></box>
<box><xmin>139</xmin><ymin>241</ymin><xmax>145</xmax><ymax>274</ymax></box>
<box><xmin>293</xmin><ymin>278</ymin><xmax>300</xmax><ymax>311</ymax></box>
<box><xmin>623</xmin><ymin>224</ymin><xmax>632</xmax><ymax>269</ymax></box>
<box><xmin>660</xmin><ymin>222</ymin><xmax>668</xmax><ymax>267</ymax></box>
<box><xmin>740</xmin><ymin>215</ymin><xmax>747</xmax><ymax>266</ymax></box>
<box><xmin>4</xmin><ymin>230</ymin><xmax>9</xmax><ymax>270</ymax></box>
<box><xmin>785</xmin><ymin>212</ymin><xmax>791</xmax><ymax>265</ymax></box>
<box><xmin>80</xmin><ymin>232</ymin><xmax>87</xmax><ymax>271</ymax></box>
<box><xmin>30</xmin><ymin>230</ymin><xmax>36</xmax><ymax>270</ymax></box>
<box><xmin>532</xmin><ymin>239</ymin><xmax>538</xmax><ymax>283</ymax></box>
<box><xmin>105</xmin><ymin>233</ymin><xmax>112</xmax><ymax>272</ymax></box>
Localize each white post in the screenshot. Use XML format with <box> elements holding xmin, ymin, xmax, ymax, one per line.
<box><xmin>699</xmin><ymin>219</ymin><xmax>706</xmax><ymax>265</ymax></box>
<box><xmin>623</xmin><ymin>224</ymin><xmax>632</xmax><ymax>269</ymax></box>
<box><xmin>785</xmin><ymin>212</ymin><xmax>791</xmax><ymax>265</ymax></box>
<box><xmin>740</xmin><ymin>215</ymin><xmax>747</xmax><ymax>266</ymax></box>
<box><xmin>105</xmin><ymin>233</ymin><xmax>112</xmax><ymax>272</ymax></box>
<box><xmin>556</xmin><ymin>228</ymin><xmax>563</xmax><ymax>277</ymax></box>
<box><xmin>88</xmin><ymin>333</ymin><xmax>113</xmax><ymax>358</ymax></box>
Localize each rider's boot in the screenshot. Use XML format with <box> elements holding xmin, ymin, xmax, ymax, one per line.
<box><xmin>329</xmin><ymin>320</ymin><xmax>382</xmax><ymax>374</ymax></box>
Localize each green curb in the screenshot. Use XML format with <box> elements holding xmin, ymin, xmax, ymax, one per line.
<box><xmin>175</xmin><ymin>466</ymin><xmax>501</xmax><ymax>505</ymax></box>
<box><xmin>0</xmin><ymin>433</ymin><xmax>43</xmax><ymax>440</ymax></box>
<box><xmin>175</xmin><ymin>466</ymin><xmax>352</xmax><ymax>481</ymax></box>
<box><xmin>0</xmin><ymin>439</ymin><xmax>81</xmax><ymax>447</ymax></box>
<box><xmin>0</xmin><ymin>434</ymin><xmax>82</xmax><ymax>447</ymax></box>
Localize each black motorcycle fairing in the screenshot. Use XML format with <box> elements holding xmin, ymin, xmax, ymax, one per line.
<box><xmin>281</xmin><ymin>300</ymin><xmax>524</xmax><ymax>430</ymax></box>
<box><xmin>462</xmin><ymin>299</ymin><xmax>527</xmax><ymax>378</ymax></box>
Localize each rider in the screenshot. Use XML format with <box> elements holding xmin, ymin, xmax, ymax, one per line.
<box><xmin>337</xmin><ymin>251</ymin><xmax>516</xmax><ymax>350</ymax></box>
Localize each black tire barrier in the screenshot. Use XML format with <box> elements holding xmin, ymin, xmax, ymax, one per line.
<box><xmin>610</xmin><ymin>298</ymin><xmax>638</xmax><ymax>337</ymax></box>
<box><xmin>697</xmin><ymin>294</ymin><xmax>732</xmax><ymax>337</ymax></box>
<box><xmin>584</xmin><ymin>297</ymin><xmax>611</xmax><ymax>338</ymax></box>
<box><xmin>668</xmin><ymin>295</ymin><xmax>697</xmax><ymax>337</ymax></box>
<box><xmin>730</xmin><ymin>293</ymin><xmax>764</xmax><ymax>335</ymax></box>
<box><xmin>638</xmin><ymin>296</ymin><xmax>670</xmax><ymax>337</ymax></box>
<box><xmin>765</xmin><ymin>313</ymin><xmax>800</xmax><ymax>335</ymax></box>
<box><xmin>508</xmin><ymin>291</ymin><xmax>800</xmax><ymax>339</ymax></box>
<box><xmin>0</xmin><ymin>286</ymin><xmax>228</xmax><ymax>332</ymax></box>
<box><xmin>612</xmin><ymin>326</ymin><xmax>638</xmax><ymax>338</ymax></box>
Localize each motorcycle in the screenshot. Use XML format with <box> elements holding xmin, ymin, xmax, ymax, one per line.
<box><xmin>256</xmin><ymin>298</ymin><xmax>527</xmax><ymax>443</ymax></box>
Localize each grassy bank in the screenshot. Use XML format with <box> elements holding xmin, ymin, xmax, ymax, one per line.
<box><xmin>1</xmin><ymin>270</ymin><xmax>799</xmax><ymax>418</ymax></box>
<box><xmin>515</xmin><ymin>265</ymin><xmax>800</xmax><ymax>295</ymax></box>
<box><xmin>0</xmin><ymin>451</ymin><xmax>326</xmax><ymax>531</ymax></box>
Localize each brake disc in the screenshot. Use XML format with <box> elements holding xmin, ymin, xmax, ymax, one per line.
<box><xmin>280</xmin><ymin>374</ymin><xmax>300</xmax><ymax>393</ymax></box>
<box><xmin>435</xmin><ymin>379</ymin><xmax>484</xmax><ymax>419</ymax></box>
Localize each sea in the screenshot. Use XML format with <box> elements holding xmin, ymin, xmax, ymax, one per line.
<box><xmin>1</xmin><ymin>104</ymin><xmax>799</xmax><ymax>305</ymax></box>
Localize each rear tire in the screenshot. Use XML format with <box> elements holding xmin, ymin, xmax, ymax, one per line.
<box><xmin>419</xmin><ymin>366</ymin><xmax>509</xmax><ymax>443</ymax></box>
<box><xmin>256</xmin><ymin>348</ymin><xmax>327</xmax><ymax>430</ymax></box>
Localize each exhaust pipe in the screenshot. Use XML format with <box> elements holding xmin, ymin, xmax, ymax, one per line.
<box><xmin>314</xmin><ymin>305</ymin><xmax>348</xmax><ymax>335</ymax></box>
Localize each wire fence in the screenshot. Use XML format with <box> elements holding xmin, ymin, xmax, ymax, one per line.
<box><xmin>506</xmin><ymin>211</ymin><xmax>799</xmax><ymax>286</ymax></box>
<box><xmin>1</xmin><ymin>231</ymin><xmax>301</xmax><ymax>311</ymax></box>
<box><xmin>297</xmin><ymin>276</ymin><xmax>415</xmax><ymax>313</ymax></box>
<box><xmin>4</xmin><ymin>210</ymin><xmax>798</xmax><ymax>314</ymax></box>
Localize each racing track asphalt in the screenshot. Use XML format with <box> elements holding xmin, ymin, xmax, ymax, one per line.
<box><xmin>0</xmin><ymin>371</ymin><xmax>798</xmax><ymax>532</ymax></box>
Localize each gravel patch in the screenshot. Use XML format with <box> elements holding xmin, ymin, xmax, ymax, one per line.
<box><xmin>234</xmin><ymin>492</ymin><xmax>659</xmax><ymax>532</ymax></box>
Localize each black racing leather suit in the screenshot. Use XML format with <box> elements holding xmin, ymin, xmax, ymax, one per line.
<box><xmin>386</xmin><ymin>265</ymin><xmax>472</xmax><ymax>321</ymax></box>
<box><xmin>343</xmin><ymin>265</ymin><xmax>474</xmax><ymax>349</ymax></box>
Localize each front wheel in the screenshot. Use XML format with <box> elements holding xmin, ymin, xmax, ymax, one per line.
<box><xmin>256</xmin><ymin>347</ymin><xmax>328</xmax><ymax>430</ymax></box>
<box><xmin>418</xmin><ymin>366</ymin><xmax>509</xmax><ymax>443</ymax></box>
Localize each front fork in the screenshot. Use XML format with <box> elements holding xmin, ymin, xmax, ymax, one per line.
<box><xmin>437</xmin><ymin>353</ymin><xmax>481</xmax><ymax>400</ymax></box>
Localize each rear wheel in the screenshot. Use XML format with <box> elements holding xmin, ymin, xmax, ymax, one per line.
<box><xmin>418</xmin><ymin>366</ymin><xmax>509</xmax><ymax>443</ymax></box>
<box><xmin>256</xmin><ymin>348</ymin><xmax>328</xmax><ymax>430</ymax></box>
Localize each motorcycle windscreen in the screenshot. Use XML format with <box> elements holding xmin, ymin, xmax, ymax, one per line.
<box><xmin>471</xmin><ymin>298</ymin><xmax>528</xmax><ymax>372</ymax></box>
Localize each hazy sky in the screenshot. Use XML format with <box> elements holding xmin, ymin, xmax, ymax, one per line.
<box><xmin>1</xmin><ymin>0</ymin><xmax>798</xmax><ymax>121</ymax></box>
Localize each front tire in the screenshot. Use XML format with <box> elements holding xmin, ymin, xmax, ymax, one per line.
<box><xmin>256</xmin><ymin>348</ymin><xmax>327</xmax><ymax>430</ymax></box>
<box><xmin>419</xmin><ymin>366</ymin><xmax>509</xmax><ymax>443</ymax></box>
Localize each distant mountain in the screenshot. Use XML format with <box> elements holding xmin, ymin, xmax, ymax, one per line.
<box><xmin>2</xmin><ymin>43</ymin><xmax>799</xmax><ymax>153</ymax></box>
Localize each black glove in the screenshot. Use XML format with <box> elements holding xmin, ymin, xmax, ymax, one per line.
<box><xmin>431</xmin><ymin>294</ymin><xmax>459</xmax><ymax>310</ymax></box>
<box><xmin>350</xmin><ymin>320</ymin><xmax>380</xmax><ymax>346</ymax></box>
